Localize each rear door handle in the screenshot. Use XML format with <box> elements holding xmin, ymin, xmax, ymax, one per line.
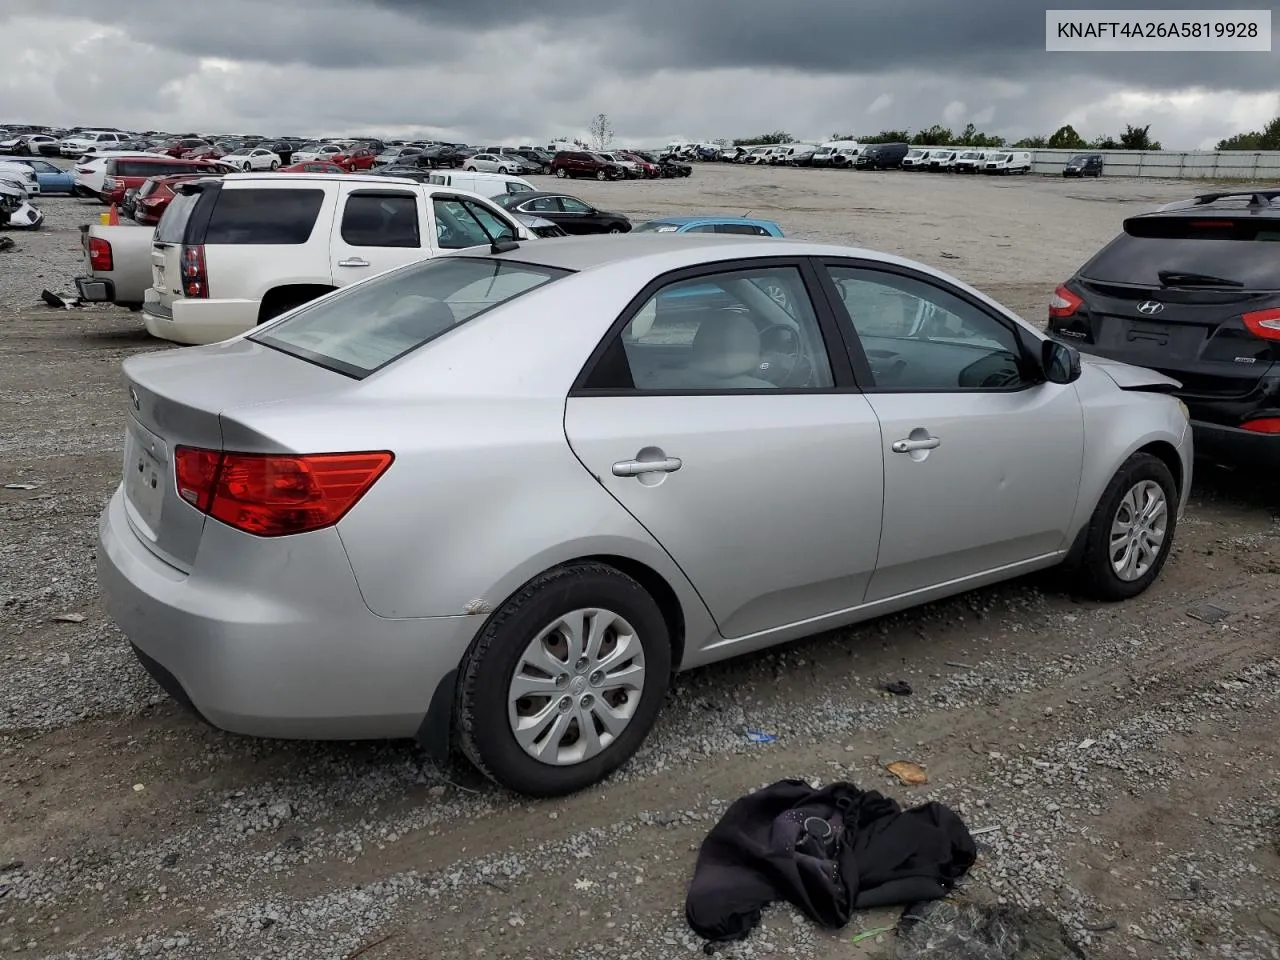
<box><xmin>612</xmin><ymin>457</ymin><xmax>682</xmax><ymax>477</ymax></box>
<box><xmin>891</xmin><ymin>436</ymin><xmax>940</xmax><ymax>453</ymax></box>
<box><xmin>337</xmin><ymin>257</ymin><xmax>370</xmax><ymax>267</ymax></box>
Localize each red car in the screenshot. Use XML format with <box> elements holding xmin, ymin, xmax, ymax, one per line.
<box><xmin>151</xmin><ymin>137</ymin><xmax>211</xmax><ymax>158</ymax></box>
<box><xmin>132</xmin><ymin>173</ymin><xmax>211</xmax><ymax>226</ymax></box>
<box><xmin>333</xmin><ymin>147</ymin><xmax>379</xmax><ymax>171</ymax></box>
<box><xmin>101</xmin><ymin>157</ymin><xmax>225</xmax><ymax>205</ymax></box>
<box><xmin>278</xmin><ymin>161</ymin><xmax>346</xmax><ymax>174</ymax></box>
<box><xmin>618</xmin><ymin>151</ymin><xmax>660</xmax><ymax>178</ymax></box>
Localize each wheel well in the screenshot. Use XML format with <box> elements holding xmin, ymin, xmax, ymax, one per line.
<box><xmin>579</xmin><ymin>555</ymin><xmax>686</xmax><ymax>670</ymax></box>
<box><xmin>1136</xmin><ymin>440</ymin><xmax>1183</xmax><ymax>497</ymax></box>
<box><xmin>256</xmin><ymin>284</ymin><xmax>335</xmax><ymax>324</ymax></box>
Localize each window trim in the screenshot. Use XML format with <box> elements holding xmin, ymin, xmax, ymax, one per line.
<box><xmin>339</xmin><ymin>189</ymin><xmax>422</xmax><ymax>248</ymax></box>
<box><xmin>813</xmin><ymin>257</ymin><xmax>1046</xmax><ymax>394</ymax></box>
<box><xmin>569</xmin><ymin>256</ymin><xmax>858</xmax><ymax>397</ymax></box>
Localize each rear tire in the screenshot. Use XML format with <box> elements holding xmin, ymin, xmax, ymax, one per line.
<box><xmin>242</xmin><ymin>162</ymin><xmax>252</xmax><ymax>171</ymax></box>
<box><xmin>257</xmin><ymin>288</ymin><xmax>330</xmax><ymax>325</ymax></box>
<box><xmin>596</xmin><ymin>169</ymin><xmax>607</xmax><ymax>181</ymax></box>
<box><xmin>1073</xmin><ymin>452</ymin><xmax>1177</xmax><ymax>601</ymax></box>
<box><xmin>455</xmin><ymin>563</ymin><xmax>672</xmax><ymax>797</ymax></box>
<box><xmin>555</xmin><ymin>168</ymin><xmax>567</xmax><ymax>178</ymax></box>
<box><xmin>270</xmin><ymin>160</ymin><xmax>279</xmax><ymax>170</ymax></box>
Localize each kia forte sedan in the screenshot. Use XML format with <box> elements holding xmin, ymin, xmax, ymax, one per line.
<box><xmin>97</xmin><ymin>234</ymin><xmax>1192</xmax><ymax>797</ymax></box>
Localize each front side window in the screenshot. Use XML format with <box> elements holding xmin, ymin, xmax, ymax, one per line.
<box><xmin>825</xmin><ymin>265</ymin><xmax>1030</xmax><ymax>391</ymax></box>
<box><xmin>584</xmin><ymin>266</ymin><xmax>835</xmax><ymax>391</ymax></box>
<box><xmin>252</xmin><ymin>257</ymin><xmax>569</xmax><ymax>377</ymax></box>
<box><xmin>340</xmin><ymin>192</ymin><xmax>420</xmax><ymax>248</ymax></box>
<box><xmin>432</xmin><ymin>198</ymin><xmax>517</xmax><ymax>248</ymax></box>
<box><xmin>558</xmin><ymin>197</ymin><xmax>591</xmax><ymax>213</ymax></box>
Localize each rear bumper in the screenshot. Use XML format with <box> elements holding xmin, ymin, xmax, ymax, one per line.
<box><xmin>1191</xmin><ymin>420</ymin><xmax>1280</xmax><ymax>468</ymax></box>
<box><xmin>75</xmin><ymin>275</ymin><xmax>114</xmax><ymax>303</ymax></box>
<box><xmin>97</xmin><ymin>487</ymin><xmax>480</xmax><ymax>742</ymax></box>
<box><xmin>142</xmin><ymin>294</ymin><xmax>260</xmax><ymax>345</ymax></box>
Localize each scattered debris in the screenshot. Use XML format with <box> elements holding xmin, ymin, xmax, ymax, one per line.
<box><xmin>0</xmin><ymin>861</ymin><xmax>23</xmax><ymax>873</ymax></box>
<box><xmin>1076</xmin><ymin>738</ymin><xmax>1096</xmax><ymax>749</ymax></box>
<box><xmin>3</xmin><ymin>482</ymin><xmax>39</xmax><ymax>491</ymax></box>
<box><xmin>939</xmin><ymin>252</ymin><xmax>960</xmax><ymax>259</ymax></box>
<box><xmin>161</xmin><ymin>852</ymin><xmax>180</xmax><ymax>867</ymax></box>
<box><xmin>851</xmin><ymin>924</ymin><xmax>895</xmax><ymax>943</ymax></box>
<box><xmin>50</xmin><ymin>613</ymin><xmax>85</xmax><ymax>623</ymax></box>
<box><xmin>0</xmin><ymin>236</ymin><xmax>14</xmax><ymax>252</ymax></box>
<box><xmin>482</xmin><ymin>878</ymin><xmax>510</xmax><ymax>893</ymax></box>
<box><xmin>885</xmin><ymin>681</ymin><xmax>913</xmax><ymax>696</ymax></box>
<box><xmin>885</xmin><ymin>760</ymin><xmax>929</xmax><ymax>785</ymax></box>
<box><xmin>40</xmin><ymin>289</ymin><xmax>80</xmax><ymax>310</ymax></box>
<box><xmin>1082</xmin><ymin>920</ymin><xmax>1117</xmax><ymax>932</ymax></box>
<box><xmin>944</xmin><ymin>661</ymin><xmax>974</xmax><ymax>670</ymax></box>
<box><xmin>1187</xmin><ymin>603</ymin><xmax>1231</xmax><ymax>624</ymax></box>
<box><xmin>132</xmin><ymin>783</ymin><xmax>145</xmax><ymax>792</ymax></box>
<box><xmin>344</xmin><ymin>931</ymin><xmax>396</xmax><ymax>959</ymax></box>
<box><xmin>895</xmin><ymin>900</ymin><xmax>1087</xmax><ymax>959</ymax></box>
<box><xmin>744</xmin><ymin>729</ymin><xmax>777</xmax><ymax>744</ymax></box>
<box><xmin>970</xmin><ymin>825</ymin><xmax>1001</xmax><ymax>836</ymax></box>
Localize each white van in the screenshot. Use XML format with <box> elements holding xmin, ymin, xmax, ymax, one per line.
<box><xmin>900</xmin><ymin>148</ymin><xmax>931</xmax><ymax>170</ymax></box>
<box><xmin>983</xmin><ymin>151</ymin><xmax>1032</xmax><ymax>175</ymax></box>
<box><xmin>812</xmin><ymin>140</ymin><xmax>859</xmax><ymax>167</ymax></box>
<box><xmin>425</xmin><ymin>170</ymin><xmax>536</xmax><ymax>198</ymax></box>
<box><xmin>926</xmin><ymin>149</ymin><xmax>959</xmax><ymax>171</ymax></box>
<box><xmin>770</xmin><ymin>143</ymin><xmax>818</xmax><ymax>165</ymax></box>
<box><xmin>952</xmin><ymin>149</ymin><xmax>990</xmax><ymax>173</ymax></box>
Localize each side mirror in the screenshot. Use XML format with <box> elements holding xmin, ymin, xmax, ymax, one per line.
<box><xmin>1042</xmin><ymin>339</ymin><xmax>1081</xmax><ymax>384</ymax></box>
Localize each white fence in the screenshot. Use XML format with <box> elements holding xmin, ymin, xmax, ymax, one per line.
<box><xmin>1029</xmin><ymin>148</ymin><xmax>1280</xmax><ymax>180</ymax></box>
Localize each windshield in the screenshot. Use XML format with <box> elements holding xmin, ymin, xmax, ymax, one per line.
<box><xmin>252</xmin><ymin>257</ymin><xmax>572</xmax><ymax>377</ymax></box>
<box><xmin>226</xmin><ymin>149</ymin><xmax>250</xmax><ymax>156</ymax></box>
<box><xmin>1068</xmin><ymin>155</ymin><xmax>1090</xmax><ymax>163</ymax></box>
<box><xmin>1082</xmin><ymin>226</ymin><xmax>1280</xmax><ymax>289</ymax></box>
<box><xmin>632</xmin><ymin>221</ymin><xmax>681</xmax><ymax>233</ymax></box>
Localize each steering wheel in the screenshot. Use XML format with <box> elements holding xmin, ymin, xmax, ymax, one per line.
<box><xmin>979</xmin><ymin>368</ymin><xmax>1023</xmax><ymax>388</ymax></box>
<box><xmin>864</xmin><ymin>348</ymin><xmax>907</xmax><ymax>386</ymax></box>
<box><xmin>757</xmin><ymin>323</ymin><xmax>811</xmax><ymax>386</ymax></box>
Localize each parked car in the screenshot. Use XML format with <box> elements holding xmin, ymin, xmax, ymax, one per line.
<box><xmin>829</xmin><ymin>145</ymin><xmax>864</xmax><ymax>168</ymax></box>
<box><xmin>1</xmin><ymin>133</ymin><xmax>60</xmax><ymax>156</ymax></box>
<box><xmin>618</xmin><ymin>151</ymin><xmax>660</xmax><ymax>178</ymax></box>
<box><xmin>508</xmin><ymin>148</ymin><xmax>555</xmax><ymax>170</ymax></box>
<box><xmin>983</xmin><ymin>151</ymin><xmax>1032</xmax><ymax>174</ymax></box>
<box><xmin>900</xmin><ymin>148</ymin><xmax>931</xmax><ymax>170</ymax></box>
<box><xmin>59</xmin><ymin>130</ymin><xmax>132</xmax><ymax>157</ymax></box>
<box><xmin>424</xmin><ymin>171</ymin><xmax>536</xmax><ymax>198</ymax></box>
<box><xmin>1063</xmin><ymin>153</ymin><xmax>1104</xmax><ymax>177</ymax></box>
<box><xmin>279</xmin><ymin>161</ymin><xmax>347</xmax><ymax>174</ymax></box>
<box><xmin>854</xmin><ymin>143</ymin><xmax>910</xmax><ymax>169</ymax></box>
<box><xmin>549</xmin><ymin>151</ymin><xmax>624</xmax><ymax>181</ymax></box>
<box><xmin>74</xmin><ymin>222</ymin><xmax>156</xmax><ymax>308</ymax></box>
<box><xmin>139</xmin><ymin>173</ymin><xmax>537</xmax><ymax>345</ymax></box>
<box><xmin>1048</xmin><ymin>187</ymin><xmax>1280</xmax><ymax>467</ymax></box>
<box><xmin>631</xmin><ymin>216</ymin><xmax>783</xmax><ymax>236</ymax></box>
<box><xmin>415</xmin><ymin>144</ymin><xmax>470</xmax><ymax>169</ymax></box>
<box><xmin>463</xmin><ymin>153</ymin><xmax>525</xmax><ymax>175</ymax></box>
<box><xmin>132</xmin><ymin>173</ymin><xmax>211</xmax><ymax>226</ymax></box>
<box><xmin>334</xmin><ymin>147</ymin><xmax>380</xmax><ymax>171</ymax></box>
<box><xmin>221</xmin><ymin>147</ymin><xmax>281</xmax><ymax>171</ymax></box>
<box><xmin>101</xmin><ymin>157</ymin><xmax>226</xmax><ymax>205</ymax></box>
<box><xmin>368</xmin><ymin>165</ymin><xmax>434</xmax><ymax>182</ymax></box>
<box><xmin>0</xmin><ymin>157</ymin><xmax>73</xmax><ymax>193</ymax></box>
<box><xmin>0</xmin><ymin>161</ymin><xmax>39</xmax><ymax>196</ymax></box>
<box><xmin>657</xmin><ymin>156</ymin><xmax>693</xmax><ymax>178</ymax></box>
<box><xmin>812</xmin><ymin>141</ymin><xmax>860</xmax><ymax>167</ymax></box>
<box><xmin>952</xmin><ymin>150</ymin><xmax>991</xmax><ymax>173</ymax></box>
<box><xmin>72</xmin><ymin>153</ymin><xmax>159</xmax><ymax>199</ymax></box>
<box><xmin>596</xmin><ymin>152</ymin><xmax>641</xmax><ymax>178</ymax></box>
<box><xmin>97</xmin><ymin>232</ymin><xmax>1191</xmax><ymax>797</ymax></box>
<box><xmin>152</xmin><ymin>138</ymin><xmax>212</xmax><ymax>159</ymax></box>
<box><xmin>493</xmin><ymin>191</ymin><xmax>631</xmax><ymax>233</ymax></box>
<box><xmin>927</xmin><ymin>149</ymin><xmax>959</xmax><ymax>172</ymax></box>
<box><xmin>291</xmin><ymin>142</ymin><xmax>345</xmax><ymax>164</ymax></box>
<box><xmin>781</xmin><ymin>145</ymin><xmax>820</xmax><ymax>166</ymax></box>
<box><xmin>374</xmin><ymin>146</ymin><xmax>423</xmax><ymax>167</ymax></box>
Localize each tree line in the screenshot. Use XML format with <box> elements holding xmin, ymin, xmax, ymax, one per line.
<box><xmin>733</xmin><ymin>123</ymin><xmax>1165</xmax><ymax>150</ymax></box>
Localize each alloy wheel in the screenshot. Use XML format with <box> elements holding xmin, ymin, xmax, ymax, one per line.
<box><xmin>507</xmin><ymin>607</ymin><xmax>647</xmax><ymax>766</ymax></box>
<box><xmin>1109</xmin><ymin>479</ymin><xmax>1168</xmax><ymax>581</ymax></box>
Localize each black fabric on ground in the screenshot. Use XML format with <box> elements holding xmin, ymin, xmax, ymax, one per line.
<box><xmin>685</xmin><ymin>779</ymin><xmax>976</xmax><ymax>943</ymax></box>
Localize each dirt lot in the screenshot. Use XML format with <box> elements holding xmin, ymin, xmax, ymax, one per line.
<box><xmin>1</xmin><ymin>165</ymin><xmax>1278</xmax><ymax>960</ymax></box>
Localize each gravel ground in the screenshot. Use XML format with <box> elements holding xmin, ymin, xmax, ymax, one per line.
<box><xmin>1</xmin><ymin>165</ymin><xmax>1278</xmax><ymax>960</ymax></box>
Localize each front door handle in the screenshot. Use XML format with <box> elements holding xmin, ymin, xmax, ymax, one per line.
<box><xmin>891</xmin><ymin>436</ymin><xmax>940</xmax><ymax>453</ymax></box>
<box><xmin>613</xmin><ymin>457</ymin><xmax>682</xmax><ymax>477</ymax></box>
<box><xmin>337</xmin><ymin>257</ymin><xmax>370</xmax><ymax>267</ymax></box>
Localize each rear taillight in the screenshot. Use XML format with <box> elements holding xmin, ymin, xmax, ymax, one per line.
<box><xmin>1242</xmin><ymin>307</ymin><xmax>1280</xmax><ymax>341</ymax></box>
<box><xmin>88</xmin><ymin>236</ymin><xmax>113</xmax><ymax>271</ymax></box>
<box><xmin>180</xmin><ymin>244</ymin><xmax>208</xmax><ymax>298</ymax></box>
<box><xmin>1049</xmin><ymin>285</ymin><xmax>1083</xmax><ymax>319</ymax></box>
<box><xmin>1240</xmin><ymin>418</ymin><xmax>1280</xmax><ymax>433</ymax></box>
<box><xmin>173</xmin><ymin>447</ymin><xmax>394</xmax><ymax>537</ymax></box>
<box><xmin>103</xmin><ymin>177</ymin><xmax>118</xmax><ymax>191</ymax></box>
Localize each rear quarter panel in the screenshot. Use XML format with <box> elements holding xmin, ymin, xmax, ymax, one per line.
<box><xmin>86</xmin><ymin>224</ymin><xmax>156</xmax><ymax>303</ymax></box>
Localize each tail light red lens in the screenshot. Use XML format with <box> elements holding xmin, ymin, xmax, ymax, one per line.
<box><xmin>173</xmin><ymin>447</ymin><xmax>394</xmax><ymax>537</ymax></box>
<box><xmin>1240</xmin><ymin>418</ymin><xmax>1280</xmax><ymax>434</ymax></box>
<box><xmin>180</xmin><ymin>244</ymin><xmax>208</xmax><ymax>298</ymax></box>
<box><xmin>1049</xmin><ymin>285</ymin><xmax>1083</xmax><ymax>319</ymax></box>
<box><xmin>1242</xmin><ymin>307</ymin><xmax>1280</xmax><ymax>341</ymax></box>
<box><xmin>88</xmin><ymin>236</ymin><xmax>113</xmax><ymax>271</ymax></box>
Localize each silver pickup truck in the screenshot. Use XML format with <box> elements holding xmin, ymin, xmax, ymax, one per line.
<box><xmin>75</xmin><ymin>223</ymin><xmax>156</xmax><ymax>310</ymax></box>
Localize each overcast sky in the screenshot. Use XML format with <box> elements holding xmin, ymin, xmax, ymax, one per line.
<box><xmin>2</xmin><ymin>1</ymin><xmax>1277</xmax><ymax>149</ymax></box>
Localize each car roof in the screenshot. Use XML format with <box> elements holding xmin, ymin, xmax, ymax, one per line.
<box><xmin>1139</xmin><ymin>188</ymin><xmax>1280</xmax><ymax>218</ymax></box>
<box><xmin>645</xmin><ymin>216</ymin><xmax>780</xmax><ymax>228</ymax></box>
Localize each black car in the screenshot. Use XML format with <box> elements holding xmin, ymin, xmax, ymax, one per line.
<box><xmin>492</xmin><ymin>191</ymin><xmax>632</xmax><ymax>234</ymax></box>
<box><xmin>370</xmin><ymin>165</ymin><xmax>434</xmax><ymax>182</ymax></box>
<box><xmin>1047</xmin><ymin>187</ymin><xmax>1280</xmax><ymax>467</ymax></box>
<box><xmin>854</xmin><ymin>142</ymin><xmax>910</xmax><ymax>169</ymax></box>
<box><xmin>1063</xmin><ymin>153</ymin><xmax>1103</xmax><ymax>177</ymax></box>
<box><xmin>655</xmin><ymin>154</ymin><xmax>692</xmax><ymax>178</ymax></box>
<box><xmin>415</xmin><ymin>144</ymin><xmax>471</xmax><ymax>169</ymax></box>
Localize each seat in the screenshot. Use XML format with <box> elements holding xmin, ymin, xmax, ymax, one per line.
<box><xmin>669</xmin><ymin>310</ymin><xmax>775</xmax><ymax>389</ymax></box>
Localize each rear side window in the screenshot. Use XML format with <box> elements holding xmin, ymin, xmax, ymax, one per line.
<box><xmin>204</xmin><ymin>188</ymin><xmax>324</xmax><ymax>244</ymax></box>
<box><xmin>716</xmin><ymin>223</ymin><xmax>770</xmax><ymax>235</ymax></box>
<box><xmin>251</xmin><ymin>257</ymin><xmax>571</xmax><ymax>377</ymax></box>
<box><xmin>1082</xmin><ymin>222</ymin><xmax>1280</xmax><ymax>289</ymax></box>
<box><xmin>340</xmin><ymin>192</ymin><xmax>420</xmax><ymax>248</ymax></box>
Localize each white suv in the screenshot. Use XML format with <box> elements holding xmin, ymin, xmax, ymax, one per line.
<box><xmin>60</xmin><ymin>131</ymin><xmax>130</xmax><ymax>157</ymax></box>
<box><xmin>142</xmin><ymin>173</ymin><xmax>537</xmax><ymax>346</ymax></box>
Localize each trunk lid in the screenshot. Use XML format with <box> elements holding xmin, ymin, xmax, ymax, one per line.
<box><xmin>118</xmin><ymin>340</ymin><xmax>353</xmax><ymax>571</ymax></box>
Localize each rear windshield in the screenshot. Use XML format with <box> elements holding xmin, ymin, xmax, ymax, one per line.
<box><xmin>1082</xmin><ymin>223</ymin><xmax>1280</xmax><ymax>289</ymax></box>
<box><xmin>251</xmin><ymin>256</ymin><xmax>571</xmax><ymax>377</ymax></box>
<box><xmin>203</xmin><ymin>188</ymin><xmax>325</xmax><ymax>244</ymax></box>
<box><xmin>113</xmin><ymin>160</ymin><xmax>209</xmax><ymax>177</ymax></box>
<box><xmin>155</xmin><ymin>189</ymin><xmax>202</xmax><ymax>243</ymax></box>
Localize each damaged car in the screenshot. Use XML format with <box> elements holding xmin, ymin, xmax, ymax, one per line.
<box><xmin>0</xmin><ymin>177</ymin><xmax>43</xmax><ymax>228</ymax></box>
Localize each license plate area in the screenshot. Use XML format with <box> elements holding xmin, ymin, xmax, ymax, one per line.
<box><xmin>123</xmin><ymin>423</ymin><xmax>167</xmax><ymax>538</ymax></box>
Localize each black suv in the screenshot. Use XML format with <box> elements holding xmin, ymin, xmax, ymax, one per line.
<box><xmin>1063</xmin><ymin>153</ymin><xmax>1103</xmax><ymax>177</ymax></box>
<box><xmin>1048</xmin><ymin>187</ymin><xmax>1280</xmax><ymax>466</ymax></box>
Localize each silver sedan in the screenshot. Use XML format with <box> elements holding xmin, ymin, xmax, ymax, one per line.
<box><xmin>96</xmin><ymin>234</ymin><xmax>1192</xmax><ymax>796</ymax></box>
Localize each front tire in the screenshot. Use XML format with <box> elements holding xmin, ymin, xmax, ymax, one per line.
<box><xmin>243</xmin><ymin>162</ymin><xmax>252</xmax><ymax>171</ymax></box>
<box><xmin>455</xmin><ymin>563</ymin><xmax>672</xmax><ymax>797</ymax></box>
<box><xmin>1073</xmin><ymin>452</ymin><xmax>1177</xmax><ymax>601</ymax></box>
<box><xmin>596</xmin><ymin>169</ymin><xmax>607</xmax><ymax>181</ymax></box>
<box><xmin>270</xmin><ymin>160</ymin><xmax>279</xmax><ymax>170</ymax></box>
